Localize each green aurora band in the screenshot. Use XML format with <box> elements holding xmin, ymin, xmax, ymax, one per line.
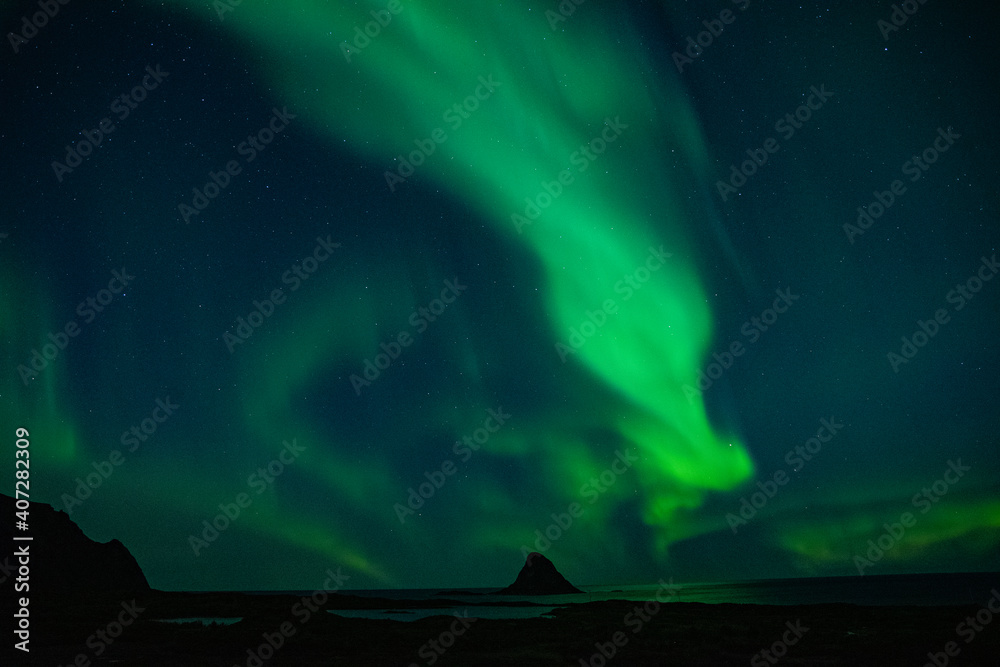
<box><xmin>3</xmin><ymin>0</ymin><xmax>996</xmax><ymax>591</ymax></box>
<box><xmin>148</xmin><ymin>0</ymin><xmax>755</xmax><ymax>579</ymax></box>
<box><xmin>4</xmin><ymin>0</ymin><xmax>996</xmax><ymax>589</ymax></box>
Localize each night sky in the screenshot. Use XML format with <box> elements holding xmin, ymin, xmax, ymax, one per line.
<box><xmin>2</xmin><ymin>1</ymin><xmax>998</xmax><ymax>591</ymax></box>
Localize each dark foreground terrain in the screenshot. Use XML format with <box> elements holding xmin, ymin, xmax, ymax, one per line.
<box><xmin>18</xmin><ymin>590</ymin><xmax>1000</xmax><ymax>666</ymax></box>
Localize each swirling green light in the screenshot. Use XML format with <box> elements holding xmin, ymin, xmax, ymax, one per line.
<box><xmin>145</xmin><ymin>0</ymin><xmax>752</xmax><ymax>580</ymax></box>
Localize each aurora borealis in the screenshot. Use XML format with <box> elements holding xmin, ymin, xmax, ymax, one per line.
<box><xmin>2</xmin><ymin>0</ymin><xmax>998</xmax><ymax>592</ymax></box>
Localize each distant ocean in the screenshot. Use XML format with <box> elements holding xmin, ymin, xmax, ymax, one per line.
<box><xmin>245</xmin><ymin>572</ymin><xmax>999</xmax><ymax>622</ymax></box>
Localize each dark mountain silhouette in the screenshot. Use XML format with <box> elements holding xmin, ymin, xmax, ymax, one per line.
<box><xmin>0</xmin><ymin>493</ymin><xmax>149</xmax><ymax>602</ymax></box>
<box><xmin>495</xmin><ymin>552</ymin><xmax>583</xmax><ymax>595</ymax></box>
